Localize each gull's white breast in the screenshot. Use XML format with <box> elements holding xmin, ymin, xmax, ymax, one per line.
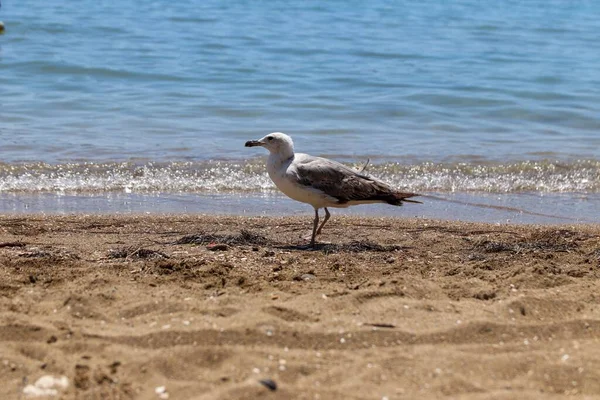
<box><xmin>267</xmin><ymin>154</ymin><xmax>337</xmax><ymax>209</ymax></box>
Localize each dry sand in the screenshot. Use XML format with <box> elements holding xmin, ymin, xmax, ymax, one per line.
<box><xmin>1</xmin><ymin>214</ymin><xmax>599</xmax><ymax>399</ymax></box>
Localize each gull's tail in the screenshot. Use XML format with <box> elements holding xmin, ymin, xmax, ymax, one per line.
<box><xmin>386</xmin><ymin>191</ymin><xmax>422</xmax><ymax>206</ymax></box>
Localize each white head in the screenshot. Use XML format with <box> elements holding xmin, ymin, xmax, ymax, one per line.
<box><xmin>245</xmin><ymin>132</ymin><xmax>295</xmax><ymax>158</ymax></box>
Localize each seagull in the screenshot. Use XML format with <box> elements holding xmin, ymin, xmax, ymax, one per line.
<box><xmin>245</xmin><ymin>132</ymin><xmax>421</xmax><ymax>248</ymax></box>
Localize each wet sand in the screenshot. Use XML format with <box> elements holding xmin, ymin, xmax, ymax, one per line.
<box><xmin>1</xmin><ymin>215</ymin><xmax>599</xmax><ymax>399</ymax></box>
<box><xmin>1</xmin><ymin>192</ymin><xmax>599</xmax><ymax>225</ymax></box>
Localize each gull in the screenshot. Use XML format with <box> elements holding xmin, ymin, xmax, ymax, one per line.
<box><xmin>245</xmin><ymin>132</ymin><xmax>421</xmax><ymax>247</ymax></box>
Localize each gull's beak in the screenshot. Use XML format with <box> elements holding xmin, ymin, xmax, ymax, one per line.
<box><xmin>245</xmin><ymin>140</ymin><xmax>263</xmax><ymax>147</ymax></box>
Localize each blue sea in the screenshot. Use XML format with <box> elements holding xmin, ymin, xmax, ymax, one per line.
<box><xmin>0</xmin><ymin>0</ymin><xmax>599</xmax><ymax>223</ymax></box>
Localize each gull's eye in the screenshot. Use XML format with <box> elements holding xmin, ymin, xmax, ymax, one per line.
<box><xmin>267</xmin><ymin>137</ymin><xmax>273</xmax><ymax>141</ymax></box>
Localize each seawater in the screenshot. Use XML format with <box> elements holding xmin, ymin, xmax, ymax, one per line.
<box><xmin>0</xmin><ymin>0</ymin><xmax>599</xmax><ymax>222</ymax></box>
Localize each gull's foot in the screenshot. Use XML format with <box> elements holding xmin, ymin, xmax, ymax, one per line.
<box><xmin>295</xmin><ymin>235</ymin><xmax>318</xmax><ymax>250</ymax></box>
<box><xmin>303</xmin><ymin>230</ymin><xmax>325</xmax><ymax>241</ymax></box>
<box><xmin>301</xmin><ymin>234</ymin><xmax>331</xmax><ymax>245</ymax></box>
<box><xmin>302</xmin><ymin>234</ymin><xmax>314</xmax><ymax>242</ymax></box>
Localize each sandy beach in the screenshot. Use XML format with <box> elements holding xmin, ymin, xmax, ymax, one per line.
<box><xmin>1</xmin><ymin>214</ymin><xmax>599</xmax><ymax>399</ymax></box>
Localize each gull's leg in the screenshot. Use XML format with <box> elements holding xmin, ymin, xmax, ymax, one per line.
<box><xmin>310</xmin><ymin>208</ymin><xmax>319</xmax><ymax>248</ymax></box>
<box><xmin>316</xmin><ymin>207</ymin><xmax>330</xmax><ymax>235</ymax></box>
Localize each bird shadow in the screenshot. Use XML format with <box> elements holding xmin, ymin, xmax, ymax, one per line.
<box><xmin>173</xmin><ymin>230</ymin><xmax>409</xmax><ymax>254</ymax></box>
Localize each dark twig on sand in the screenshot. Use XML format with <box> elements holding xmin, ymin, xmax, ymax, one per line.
<box><xmin>175</xmin><ymin>230</ymin><xmax>268</xmax><ymax>246</ymax></box>
<box><xmin>107</xmin><ymin>247</ymin><xmax>169</xmax><ymax>260</ymax></box>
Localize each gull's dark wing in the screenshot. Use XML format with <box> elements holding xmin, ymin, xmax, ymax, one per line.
<box><xmin>293</xmin><ymin>156</ymin><xmax>419</xmax><ymax>205</ymax></box>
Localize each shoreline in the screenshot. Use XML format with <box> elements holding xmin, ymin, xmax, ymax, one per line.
<box><xmin>1</xmin><ymin>214</ymin><xmax>599</xmax><ymax>398</ymax></box>
<box><xmin>0</xmin><ymin>191</ymin><xmax>598</xmax><ymax>225</ymax></box>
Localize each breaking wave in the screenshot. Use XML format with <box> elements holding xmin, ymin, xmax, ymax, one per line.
<box><xmin>0</xmin><ymin>159</ymin><xmax>598</xmax><ymax>194</ymax></box>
